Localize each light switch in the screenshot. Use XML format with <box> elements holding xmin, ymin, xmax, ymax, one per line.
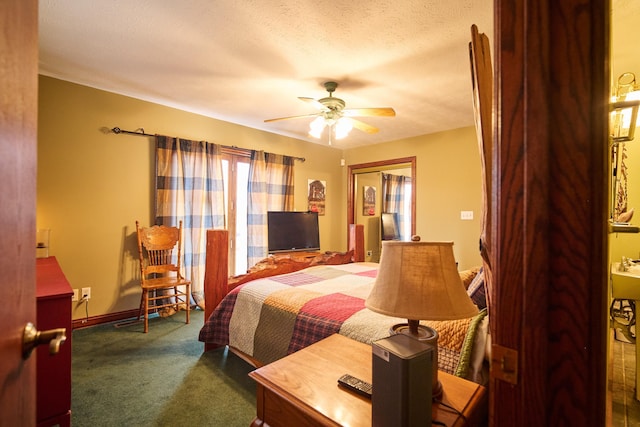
<box><xmin>460</xmin><ymin>211</ymin><xmax>474</xmax><ymax>220</ymax></box>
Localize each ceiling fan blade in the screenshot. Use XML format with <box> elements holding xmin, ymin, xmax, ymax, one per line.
<box><xmin>299</xmin><ymin>97</ymin><xmax>330</xmax><ymax>111</ymax></box>
<box><xmin>264</xmin><ymin>113</ymin><xmax>320</xmax><ymax>123</ymax></box>
<box><xmin>349</xmin><ymin>118</ymin><xmax>379</xmax><ymax>134</ymax></box>
<box><xmin>342</xmin><ymin>107</ymin><xmax>396</xmax><ymax>117</ymax></box>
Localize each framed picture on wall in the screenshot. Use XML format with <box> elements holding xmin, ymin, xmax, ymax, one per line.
<box><xmin>363</xmin><ymin>186</ymin><xmax>376</xmax><ymax>216</ymax></box>
<box><xmin>308</xmin><ymin>179</ymin><xmax>326</xmax><ymax>215</ymax></box>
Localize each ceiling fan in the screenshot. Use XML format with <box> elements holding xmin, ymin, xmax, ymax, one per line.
<box><xmin>264</xmin><ymin>81</ymin><xmax>396</xmax><ymax>144</ymax></box>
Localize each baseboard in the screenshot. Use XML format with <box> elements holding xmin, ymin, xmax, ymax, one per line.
<box><xmin>72</xmin><ymin>309</ymin><xmax>139</xmax><ymax>330</ymax></box>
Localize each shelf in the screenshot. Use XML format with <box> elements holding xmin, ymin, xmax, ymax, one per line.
<box><xmin>609</xmin><ymin>223</ymin><xmax>640</xmax><ymax>233</ymax></box>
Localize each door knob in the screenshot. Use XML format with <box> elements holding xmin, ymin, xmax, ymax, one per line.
<box><xmin>22</xmin><ymin>322</ymin><xmax>67</xmax><ymax>359</ymax></box>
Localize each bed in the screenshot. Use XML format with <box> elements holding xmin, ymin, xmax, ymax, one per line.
<box><xmin>198</xmin><ymin>225</ymin><xmax>489</xmax><ymax>383</ymax></box>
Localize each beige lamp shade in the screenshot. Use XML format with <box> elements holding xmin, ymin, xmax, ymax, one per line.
<box><xmin>366</xmin><ymin>241</ymin><xmax>478</xmax><ymax>321</ymax></box>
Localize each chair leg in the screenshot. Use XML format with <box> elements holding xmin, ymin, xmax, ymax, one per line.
<box><xmin>173</xmin><ymin>286</ymin><xmax>180</xmax><ymax>314</ymax></box>
<box><xmin>185</xmin><ymin>284</ymin><xmax>190</xmax><ymax>325</ymax></box>
<box><xmin>136</xmin><ymin>290</ymin><xmax>145</xmax><ymax>321</ymax></box>
<box><xmin>143</xmin><ymin>289</ymin><xmax>149</xmax><ymax>333</ymax></box>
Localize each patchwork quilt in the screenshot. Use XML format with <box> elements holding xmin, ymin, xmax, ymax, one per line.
<box><xmin>198</xmin><ymin>262</ymin><xmax>487</xmax><ymax>380</ymax></box>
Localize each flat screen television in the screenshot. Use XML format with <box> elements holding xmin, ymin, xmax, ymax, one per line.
<box><xmin>381</xmin><ymin>212</ymin><xmax>401</xmax><ymax>240</ymax></box>
<box><xmin>267</xmin><ymin>211</ymin><xmax>320</xmax><ymax>253</ymax></box>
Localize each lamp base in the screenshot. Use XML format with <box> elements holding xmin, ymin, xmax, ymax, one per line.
<box><xmin>390</xmin><ymin>323</ymin><xmax>443</xmax><ymax>398</ymax></box>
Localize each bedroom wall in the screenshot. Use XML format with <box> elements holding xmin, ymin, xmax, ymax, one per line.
<box><xmin>37</xmin><ymin>75</ymin><xmax>345</xmax><ymax>321</ymax></box>
<box><xmin>38</xmin><ymin>76</ymin><xmax>483</xmax><ymax>321</ymax></box>
<box><xmin>342</xmin><ymin>127</ymin><xmax>484</xmax><ymax>270</ymax></box>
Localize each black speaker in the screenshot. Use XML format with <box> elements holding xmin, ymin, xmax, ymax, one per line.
<box><xmin>372</xmin><ymin>333</ymin><xmax>434</xmax><ymax>427</ymax></box>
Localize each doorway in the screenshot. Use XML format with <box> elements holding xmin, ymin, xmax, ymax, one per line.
<box><xmin>347</xmin><ymin>157</ymin><xmax>416</xmax><ymax>262</ymax></box>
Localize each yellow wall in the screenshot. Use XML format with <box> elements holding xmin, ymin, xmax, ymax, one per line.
<box><xmin>353</xmin><ymin>171</ymin><xmax>382</xmax><ymax>262</ymax></box>
<box><xmin>38</xmin><ymin>76</ymin><xmax>344</xmax><ymax>319</ymax></box>
<box><xmin>38</xmin><ymin>76</ymin><xmax>483</xmax><ymax>320</ymax></box>
<box><xmin>342</xmin><ymin>127</ymin><xmax>483</xmax><ymax>270</ymax></box>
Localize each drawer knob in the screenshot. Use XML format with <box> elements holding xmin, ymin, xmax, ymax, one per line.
<box><xmin>22</xmin><ymin>322</ymin><xmax>67</xmax><ymax>359</ymax></box>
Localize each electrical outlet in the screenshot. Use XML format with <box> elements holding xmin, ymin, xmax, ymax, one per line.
<box><xmin>81</xmin><ymin>287</ymin><xmax>91</xmax><ymax>300</ymax></box>
<box><xmin>460</xmin><ymin>210</ymin><xmax>474</xmax><ymax>220</ymax></box>
<box><xmin>72</xmin><ymin>289</ymin><xmax>79</xmax><ymax>302</ymax></box>
<box><xmin>367</xmin><ymin>250</ymin><xmax>373</xmax><ymax>257</ymax></box>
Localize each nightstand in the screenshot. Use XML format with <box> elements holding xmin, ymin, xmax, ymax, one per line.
<box><xmin>249</xmin><ymin>333</ymin><xmax>487</xmax><ymax>426</ymax></box>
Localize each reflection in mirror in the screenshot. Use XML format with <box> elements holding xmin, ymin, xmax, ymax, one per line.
<box><xmin>610</xmin><ymin>72</ymin><xmax>640</xmax><ymax>230</ymax></box>
<box><xmin>348</xmin><ymin>157</ymin><xmax>416</xmax><ymax>262</ymax></box>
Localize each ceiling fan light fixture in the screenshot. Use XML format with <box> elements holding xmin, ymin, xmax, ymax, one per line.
<box><xmin>309</xmin><ymin>116</ymin><xmax>325</xmax><ymax>138</ymax></box>
<box><xmin>265</xmin><ymin>80</ymin><xmax>393</xmax><ymax>142</ymax></box>
<box><xmin>334</xmin><ymin>117</ymin><xmax>353</xmax><ymax>139</ymax></box>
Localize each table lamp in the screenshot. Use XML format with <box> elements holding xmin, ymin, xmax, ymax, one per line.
<box><xmin>365</xmin><ymin>239</ymin><xmax>478</xmax><ymax>397</ymax></box>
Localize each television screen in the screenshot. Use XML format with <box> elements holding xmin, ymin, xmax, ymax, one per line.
<box><xmin>381</xmin><ymin>212</ymin><xmax>400</xmax><ymax>240</ymax></box>
<box><xmin>267</xmin><ymin>211</ymin><xmax>320</xmax><ymax>253</ymax></box>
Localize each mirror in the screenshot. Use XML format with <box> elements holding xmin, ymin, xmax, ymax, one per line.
<box><xmin>609</xmin><ymin>72</ymin><xmax>640</xmax><ymax>232</ymax></box>
<box><xmin>347</xmin><ymin>157</ymin><xmax>416</xmax><ymax>262</ymax></box>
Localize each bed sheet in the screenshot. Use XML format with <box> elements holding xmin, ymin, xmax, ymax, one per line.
<box><xmin>198</xmin><ymin>262</ymin><xmax>487</xmax><ymax>381</ymax></box>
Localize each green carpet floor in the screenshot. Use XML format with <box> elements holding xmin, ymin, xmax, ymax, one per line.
<box><xmin>71</xmin><ymin>309</ymin><xmax>257</xmax><ymax>426</ymax></box>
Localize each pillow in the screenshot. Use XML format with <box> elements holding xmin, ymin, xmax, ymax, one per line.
<box><xmin>456</xmin><ymin>308</ymin><xmax>488</xmax><ymax>380</ymax></box>
<box><xmin>467</xmin><ymin>267</ymin><xmax>486</xmax><ymax>310</ymax></box>
<box><xmin>423</xmin><ymin>308</ymin><xmax>488</xmax><ymax>379</ymax></box>
<box><xmin>459</xmin><ymin>266</ymin><xmax>482</xmax><ymax>289</ymax></box>
<box><xmin>464</xmin><ymin>313</ymin><xmax>489</xmax><ymax>384</ymax></box>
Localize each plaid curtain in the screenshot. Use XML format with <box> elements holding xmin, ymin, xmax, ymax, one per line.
<box><xmin>155</xmin><ymin>135</ymin><xmax>225</xmax><ymax>307</ymax></box>
<box><xmin>247</xmin><ymin>151</ymin><xmax>294</xmax><ymax>268</ymax></box>
<box><xmin>382</xmin><ymin>173</ymin><xmax>408</xmax><ymax>241</ymax></box>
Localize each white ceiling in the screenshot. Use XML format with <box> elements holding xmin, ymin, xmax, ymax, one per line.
<box><xmin>38</xmin><ymin>1</ymin><xmax>493</xmax><ymax>149</ymax></box>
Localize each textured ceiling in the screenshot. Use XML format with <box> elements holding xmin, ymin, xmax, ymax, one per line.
<box><xmin>39</xmin><ymin>1</ymin><xmax>494</xmax><ymax>149</ymax></box>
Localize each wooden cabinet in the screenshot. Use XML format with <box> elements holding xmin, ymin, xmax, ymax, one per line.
<box><xmin>36</xmin><ymin>257</ymin><xmax>73</xmax><ymax>427</ymax></box>
<box><xmin>249</xmin><ymin>334</ymin><xmax>487</xmax><ymax>427</ymax></box>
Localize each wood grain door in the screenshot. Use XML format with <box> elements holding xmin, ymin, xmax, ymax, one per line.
<box><xmin>0</xmin><ymin>0</ymin><xmax>39</xmax><ymax>424</ymax></box>
<box><xmin>492</xmin><ymin>0</ymin><xmax>608</xmax><ymax>425</ymax></box>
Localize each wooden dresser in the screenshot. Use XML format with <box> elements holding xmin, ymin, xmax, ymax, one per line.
<box><xmin>36</xmin><ymin>256</ymin><xmax>73</xmax><ymax>427</ymax></box>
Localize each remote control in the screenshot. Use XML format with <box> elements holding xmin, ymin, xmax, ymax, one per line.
<box><xmin>337</xmin><ymin>374</ymin><xmax>373</xmax><ymax>398</ymax></box>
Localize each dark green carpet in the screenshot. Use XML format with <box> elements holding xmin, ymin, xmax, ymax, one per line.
<box><xmin>71</xmin><ymin>309</ymin><xmax>257</xmax><ymax>426</ymax></box>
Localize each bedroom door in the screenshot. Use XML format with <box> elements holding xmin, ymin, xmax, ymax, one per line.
<box><xmin>491</xmin><ymin>0</ymin><xmax>608</xmax><ymax>425</ymax></box>
<box><xmin>0</xmin><ymin>0</ymin><xmax>38</xmax><ymax>424</ymax></box>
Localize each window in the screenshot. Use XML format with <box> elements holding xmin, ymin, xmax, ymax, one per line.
<box><xmin>221</xmin><ymin>153</ymin><xmax>250</xmax><ymax>276</ymax></box>
<box><xmin>403</xmin><ymin>180</ymin><xmax>412</xmax><ymax>239</ymax></box>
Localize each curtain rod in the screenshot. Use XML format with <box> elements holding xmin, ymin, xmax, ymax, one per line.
<box><xmin>110</xmin><ymin>127</ymin><xmax>305</xmax><ymax>162</ymax></box>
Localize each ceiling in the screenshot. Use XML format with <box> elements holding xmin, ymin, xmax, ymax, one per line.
<box><xmin>38</xmin><ymin>1</ymin><xmax>493</xmax><ymax>149</ymax></box>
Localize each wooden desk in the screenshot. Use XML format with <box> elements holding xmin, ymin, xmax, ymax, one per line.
<box><xmin>249</xmin><ymin>334</ymin><xmax>487</xmax><ymax>427</ymax></box>
<box><xmin>36</xmin><ymin>256</ymin><xmax>73</xmax><ymax>427</ymax></box>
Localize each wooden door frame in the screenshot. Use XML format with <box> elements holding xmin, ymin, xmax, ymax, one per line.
<box><xmin>347</xmin><ymin>156</ymin><xmax>417</xmax><ymax>239</ymax></box>
<box><xmin>491</xmin><ymin>0</ymin><xmax>608</xmax><ymax>425</ymax></box>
